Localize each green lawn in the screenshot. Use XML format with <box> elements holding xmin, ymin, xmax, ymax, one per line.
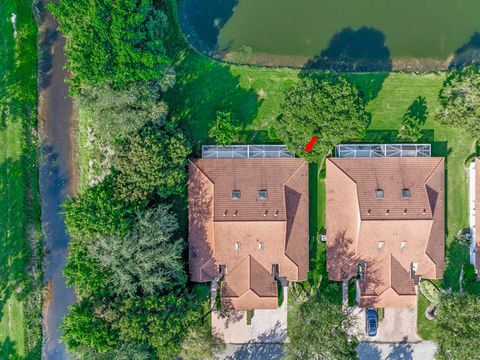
<box><xmin>0</xmin><ymin>0</ymin><xmax>42</xmax><ymax>358</ymax></box>
<box><xmin>417</xmin><ymin>292</ymin><xmax>437</xmax><ymax>340</ymax></box>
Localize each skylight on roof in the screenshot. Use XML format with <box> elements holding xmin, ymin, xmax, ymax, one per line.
<box><xmin>402</xmin><ymin>188</ymin><xmax>411</xmax><ymax>199</ymax></box>
<box><xmin>375</xmin><ymin>189</ymin><xmax>384</xmax><ymax>200</ymax></box>
<box><xmin>259</xmin><ymin>190</ymin><xmax>267</xmax><ymax>200</ymax></box>
<box><xmin>232</xmin><ymin>190</ymin><xmax>240</xmax><ymax>200</ymax></box>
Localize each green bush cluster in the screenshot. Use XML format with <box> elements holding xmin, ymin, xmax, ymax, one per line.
<box><xmin>419</xmin><ymin>280</ymin><xmax>441</xmax><ymax>304</ymax></box>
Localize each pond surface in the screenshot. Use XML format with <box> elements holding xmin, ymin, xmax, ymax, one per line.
<box><xmin>179</xmin><ymin>0</ymin><xmax>480</xmax><ymax>70</ymax></box>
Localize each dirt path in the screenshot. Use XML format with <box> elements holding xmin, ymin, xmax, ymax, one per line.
<box><xmin>37</xmin><ymin>1</ymin><xmax>77</xmax><ymax>359</ymax></box>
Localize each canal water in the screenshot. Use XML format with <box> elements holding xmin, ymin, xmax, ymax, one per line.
<box><xmin>38</xmin><ymin>1</ymin><xmax>76</xmax><ymax>359</ymax></box>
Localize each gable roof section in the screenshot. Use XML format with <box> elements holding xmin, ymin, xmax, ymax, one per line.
<box><xmin>189</xmin><ymin>158</ymin><xmax>308</xmax><ymax>310</ymax></box>
<box><xmin>326</xmin><ymin>157</ymin><xmax>445</xmax><ymax>308</ymax></box>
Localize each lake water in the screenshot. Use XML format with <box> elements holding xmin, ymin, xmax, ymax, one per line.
<box><xmin>178</xmin><ymin>0</ymin><xmax>480</xmax><ymax>70</ymax></box>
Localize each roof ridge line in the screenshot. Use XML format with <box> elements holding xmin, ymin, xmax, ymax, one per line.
<box><xmin>424</xmin><ymin>157</ymin><xmax>444</xmax><ymax>185</ymax></box>
<box><xmin>189</xmin><ymin>159</ymin><xmax>215</xmax><ymax>185</ymax></box>
<box><xmin>327</xmin><ymin>158</ymin><xmax>358</xmax><ymax>184</ymax></box>
<box><xmin>283</xmin><ymin>158</ymin><xmax>308</xmax><ymax>186</ymax></box>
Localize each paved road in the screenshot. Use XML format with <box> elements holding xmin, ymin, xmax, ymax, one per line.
<box><xmin>38</xmin><ymin>1</ymin><xmax>76</xmax><ymax>359</ymax></box>
<box><xmin>217</xmin><ymin>341</ymin><xmax>436</xmax><ymax>360</ymax></box>
<box><xmin>217</xmin><ymin>344</ymin><xmax>284</xmax><ymax>360</ymax></box>
<box><xmin>358</xmin><ymin>341</ymin><xmax>437</xmax><ymax>360</ymax></box>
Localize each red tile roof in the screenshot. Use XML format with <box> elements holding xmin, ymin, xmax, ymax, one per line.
<box><xmin>326</xmin><ymin>157</ymin><xmax>445</xmax><ymax>308</ymax></box>
<box><xmin>189</xmin><ymin>158</ymin><xmax>309</xmax><ymax>310</ymax></box>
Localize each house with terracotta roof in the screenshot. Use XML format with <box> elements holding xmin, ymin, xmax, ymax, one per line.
<box><xmin>326</xmin><ymin>144</ymin><xmax>445</xmax><ymax>308</ymax></box>
<box><xmin>188</xmin><ymin>145</ymin><xmax>309</xmax><ymax>310</ymax></box>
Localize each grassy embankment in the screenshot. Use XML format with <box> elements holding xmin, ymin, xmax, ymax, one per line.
<box><xmin>0</xmin><ymin>0</ymin><xmax>43</xmax><ymax>358</ymax></box>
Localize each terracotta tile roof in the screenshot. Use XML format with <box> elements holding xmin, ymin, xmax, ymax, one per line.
<box><xmin>326</xmin><ymin>157</ymin><xmax>445</xmax><ymax>308</ymax></box>
<box><xmin>189</xmin><ymin>158</ymin><xmax>309</xmax><ymax>310</ymax></box>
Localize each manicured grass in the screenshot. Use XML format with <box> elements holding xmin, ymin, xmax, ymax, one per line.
<box><xmin>348</xmin><ymin>280</ymin><xmax>357</xmax><ymax>307</ymax></box>
<box><xmin>417</xmin><ymin>292</ymin><xmax>437</xmax><ymax>340</ymax></box>
<box><xmin>0</xmin><ymin>0</ymin><xmax>42</xmax><ymax>358</ymax></box>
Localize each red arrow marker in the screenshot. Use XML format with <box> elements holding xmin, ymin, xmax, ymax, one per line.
<box><xmin>305</xmin><ymin>136</ymin><xmax>318</xmax><ymax>152</ymax></box>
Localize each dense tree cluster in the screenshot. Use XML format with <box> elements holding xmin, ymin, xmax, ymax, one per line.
<box><xmin>437</xmin><ymin>65</ymin><xmax>480</xmax><ymax>137</ymax></box>
<box><xmin>53</xmin><ymin>0</ymin><xmax>211</xmax><ymax>358</ymax></box>
<box><xmin>276</xmin><ymin>73</ymin><xmax>370</xmax><ymax>162</ymax></box>
<box><xmin>111</xmin><ymin>123</ymin><xmax>190</xmax><ymax>202</ymax></box>
<box><xmin>49</xmin><ymin>0</ymin><xmax>171</xmax><ymax>90</ymax></box>
<box><xmin>77</xmin><ymin>81</ymin><xmax>172</xmax><ymax>144</ymax></box>
<box><xmin>86</xmin><ymin>205</ymin><xmax>186</xmax><ymax>298</ymax></box>
<box><xmin>435</xmin><ymin>294</ymin><xmax>480</xmax><ymax>359</ymax></box>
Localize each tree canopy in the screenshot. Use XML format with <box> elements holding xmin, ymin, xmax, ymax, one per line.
<box><xmin>284</xmin><ymin>298</ymin><xmax>359</xmax><ymax>360</ymax></box>
<box><xmin>86</xmin><ymin>205</ymin><xmax>186</xmax><ymax>298</ymax></box>
<box><xmin>112</xmin><ymin>123</ymin><xmax>191</xmax><ymax>202</ymax></box>
<box><xmin>275</xmin><ymin>73</ymin><xmax>369</xmax><ymax>162</ymax></box>
<box><xmin>179</xmin><ymin>326</ymin><xmax>225</xmax><ymax>360</ymax></box>
<box><xmin>78</xmin><ymin>81</ymin><xmax>172</xmax><ymax>143</ymax></box>
<box><xmin>63</xmin><ymin>176</ymin><xmax>138</xmax><ymax>239</ymax></box>
<box><xmin>437</xmin><ymin>65</ymin><xmax>480</xmax><ymax>137</ymax></box>
<box><xmin>435</xmin><ymin>294</ymin><xmax>480</xmax><ymax>360</ymax></box>
<box><xmin>208</xmin><ymin>111</ymin><xmax>241</xmax><ymax>146</ymax></box>
<box><xmin>61</xmin><ymin>300</ymin><xmax>119</xmax><ymax>353</ymax></box>
<box><xmin>49</xmin><ymin>0</ymin><xmax>171</xmax><ymax>90</ymax></box>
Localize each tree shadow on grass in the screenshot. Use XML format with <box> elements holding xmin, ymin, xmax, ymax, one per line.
<box><xmin>443</xmin><ymin>240</ymin><xmax>470</xmax><ymax>292</ymax></box>
<box><xmin>361</xmin><ymin>129</ymin><xmax>435</xmax><ymax>144</ymax></box>
<box><xmin>404</xmin><ymin>96</ymin><xmax>428</xmax><ymax>126</ymax></box>
<box><xmin>167</xmin><ymin>52</ymin><xmax>260</xmax><ymax>153</ymax></box>
<box><xmin>0</xmin><ymin>158</ymin><xmax>31</xmax><ymax>322</ymax></box>
<box><xmin>0</xmin><ymin>337</ymin><xmax>20</xmax><ymax>360</ymax></box>
<box><xmin>344</xmin><ymin>72</ymin><xmax>391</xmax><ymax>103</ymax></box>
<box><xmin>0</xmin><ymin>0</ymin><xmax>37</xmax><ymax>129</ymax></box>
<box><xmin>449</xmin><ymin>32</ymin><xmax>480</xmax><ymax>69</ymax></box>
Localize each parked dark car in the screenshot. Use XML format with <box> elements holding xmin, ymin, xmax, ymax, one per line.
<box><xmin>366</xmin><ymin>308</ymin><xmax>378</xmax><ymax>336</ymax></box>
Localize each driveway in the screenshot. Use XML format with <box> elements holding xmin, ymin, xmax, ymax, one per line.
<box><xmin>352</xmin><ymin>306</ymin><xmax>420</xmax><ymax>342</ymax></box>
<box><xmin>358</xmin><ymin>341</ymin><xmax>437</xmax><ymax>360</ymax></box>
<box><xmin>212</xmin><ymin>280</ymin><xmax>288</xmax><ymax>344</ymax></box>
